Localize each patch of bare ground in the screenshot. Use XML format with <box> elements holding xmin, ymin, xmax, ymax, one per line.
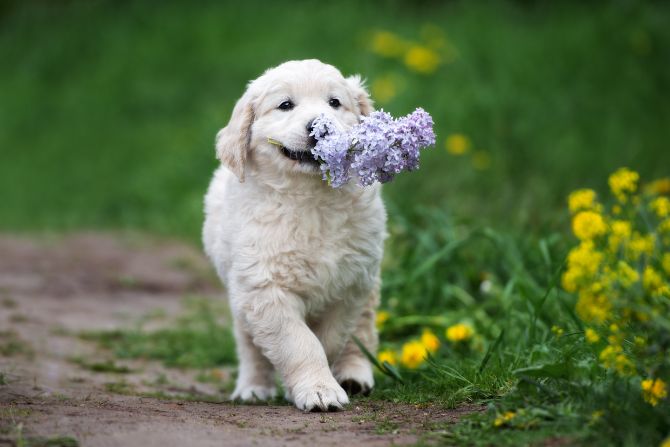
<box><xmin>0</xmin><ymin>233</ymin><xmax>475</xmax><ymax>446</ymax></box>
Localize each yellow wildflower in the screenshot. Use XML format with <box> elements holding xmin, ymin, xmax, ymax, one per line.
<box><xmin>585</xmin><ymin>328</ymin><xmax>600</xmax><ymax>343</ymax></box>
<box><xmin>599</xmin><ymin>344</ymin><xmax>634</xmax><ymax>375</ymax></box>
<box><xmin>608</xmin><ymin>167</ymin><xmax>639</xmax><ymax>202</ymax></box>
<box><xmin>371</xmin><ymin>75</ymin><xmax>398</xmax><ymax>104</ymax></box>
<box><xmin>551</xmin><ymin>325</ymin><xmax>564</xmax><ymax>337</ymax></box>
<box><xmin>660</xmin><ymin>219</ymin><xmax>670</xmax><ymax>234</ymax></box>
<box><xmin>663</xmin><ymin>253</ymin><xmax>670</xmax><ymax>275</ymax></box>
<box><xmin>661</xmin><ymin>437</ymin><xmax>670</xmax><ymax>447</ymax></box>
<box><xmin>377</xmin><ymin>349</ymin><xmax>397</xmax><ymax>367</ymax></box>
<box><xmin>616</xmin><ymin>261</ymin><xmax>639</xmax><ymax>287</ymax></box>
<box><xmin>370</xmin><ymin>31</ymin><xmax>407</xmax><ymax>58</ymax></box>
<box><xmin>401</xmin><ymin>340</ymin><xmax>428</xmax><ymax>369</ymax></box>
<box><xmin>611</xmin><ymin>220</ymin><xmax>632</xmax><ymax>238</ymax></box>
<box><xmin>572</xmin><ymin>211</ymin><xmax>607</xmax><ymax>240</ymax></box>
<box><xmin>599</xmin><ymin>344</ymin><xmax>622</xmax><ymax>369</ymax></box>
<box><xmin>641</xmin><ymin>378</ymin><xmax>668</xmax><ymax>406</ymax></box>
<box><xmin>628</xmin><ymin>232</ymin><xmax>655</xmax><ymax>260</ymax></box>
<box><xmin>404</xmin><ymin>45</ymin><xmax>440</xmax><ymax>74</ymax></box>
<box><xmin>421</xmin><ymin>329</ymin><xmax>440</xmax><ymax>354</ymax></box>
<box><xmin>644</xmin><ymin>177</ymin><xmax>670</xmax><ymax>195</ymax></box>
<box><xmin>445</xmin><ymin>133</ymin><xmax>471</xmax><ymax>155</ymax></box>
<box><xmin>643</xmin><ymin>266</ymin><xmax>663</xmax><ymax>293</ymax></box>
<box><xmin>608</xmin><ymin>220</ymin><xmax>632</xmax><ymax>252</ymax></box>
<box><xmin>562</xmin><ymin>240</ymin><xmax>603</xmax><ymax>292</ymax></box>
<box><xmin>561</xmin><ymin>268</ymin><xmax>580</xmax><ymax>293</ymax></box>
<box><xmin>568</xmin><ymin>189</ymin><xmax>597</xmax><ymax>214</ymax></box>
<box><xmin>376</xmin><ymin>311</ymin><xmax>390</xmax><ymax>329</ymax></box>
<box><xmin>567</xmin><ymin>240</ymin><xmax>602</xmax><ymax>271</ymax></box>
<box><xmin>493</xmin><ymin>411</ymin><xmax>516</xmax><ymax>427</ymax></box>
<box><xmin>446</xmin><ymin>323</ymin><xmax>473</xmax><ymax>343</ymax></box>
<box><xmin>651</xmin><ymin>196</ymin><xmax>670</xmax><ymax>218</ymax></box>
<box><xmin>576</xmin><ymin>292</ymin><xmax>611</xmax><ymax>324</ymax></box>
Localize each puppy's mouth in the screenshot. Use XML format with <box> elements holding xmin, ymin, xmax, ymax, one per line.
<box><xmin>280</xmin><ymin>146</ymin><xmax>320</xmax><ymax>167</ymax></box>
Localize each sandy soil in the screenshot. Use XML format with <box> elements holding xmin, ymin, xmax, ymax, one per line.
<box><xmin>0</xmin><ymin>233</ymin><xmax>473</xmax><ymax>446</ymax></box>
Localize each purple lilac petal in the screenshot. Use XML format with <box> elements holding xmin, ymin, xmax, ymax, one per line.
<box><xmin>309</xmin><ymin>109</ymin><xmax>435</xmax><ymax>188</ymax></box>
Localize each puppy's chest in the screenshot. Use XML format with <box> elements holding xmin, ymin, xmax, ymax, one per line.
<box><xmin>249</xmin><ymin>198</ymin><xmax>382</xmax><ymax>303</ymax></box>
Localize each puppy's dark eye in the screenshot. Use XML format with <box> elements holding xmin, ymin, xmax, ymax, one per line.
<box><xmin>278</xmin><ymin>100</ymin><xmax>294</xmax><ymax>111</ymax></box>
<box><xmin>328</xmin><ymin>98</ymin><xmax>341</xmax><ymax>109</ymax></box>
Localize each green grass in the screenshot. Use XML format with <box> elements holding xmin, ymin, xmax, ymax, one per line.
<box><xmin>1</xmin><ymin>1</ymin><xmax>669</xmax><ymax>237</ymax></box>
<box><xmin>0</xmin><ymin>330</ymin><xmax>34</xmax><ymax>358</ymax></box>
<box><xmin>69</xmin><ymin>357</ymin><xmax>133</xmax><ymax>374</ymax></box>
<box><xmin>80</xmin><ymin>297</ymin><xmax>235</xmax><ymax>369</ymax></box>
<box><xmin>373</xmin><ymin>204</ymin><xmax>669</xmax><ymax>446</ymax></box>
<box><xmin>2</xmin><ymin>1</ymin><xmax>670</xmax><ymax>445</ymax></box>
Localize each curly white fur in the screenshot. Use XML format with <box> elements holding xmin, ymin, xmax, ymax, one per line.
<box><xmin>203</xmin><ymin>60</ymin><xmax>386</xmax><ymax>412</ymax></box>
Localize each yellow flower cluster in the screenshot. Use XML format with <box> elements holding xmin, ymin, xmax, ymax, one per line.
<box><xmin>644</xmin><ymin>177</ymin><xmax>670</xmax><ymax>196</ymax></box>
<box><xmin>445</xmin><ymin>134</ymin><xmax>471</xmax><ymax>156</ymax></box>
<box><xmin>378</xmin><ymin>328</ymin><xmax>441</xmax><ymax>370</ymax></box>
<box><xmin>651</xmin><ymin>196</ymin><xmax>670</xmax><ymax>218</ymax></box>
<box><xmin>572</xmin><ymin>210</ymin><xmax>607</xmax><ymax>240</ymax></box>
<box><xmin>584</xmin><ymin>328</ymin><xmax>600</xmax><ymax>343</ymax></box>
<box><xmin>563</xmin><ymin>168</ymin><xmax>670</xmax><ymax>405</ymax></box>
<box><xmin>446</xmin><ymin>323</ymin><xmax>473</xmax><ymax>342</ymax></box>
<box><xmin>599</xmin><ymin>344</ymin><xmax>635</xmax><ymax>376</ymax></box>
<box><xmin>401</xmin><ymin>340</ymin><xmax>428</xmax><ymax>369</ymax></box>
<box><xmin>421</xmin><ymin>329</ymin><xmax>440</xmax><ymax>353</ymax></box>
<box><xmin>370</xmin><ymin>27</ymin><xmax>457</xmax><ymax>75</ymax></box>
<box><xmin>404</xmin><ymin>46</ymin><xmax>441</xmax><ymax>74</ymax></box>
<box><xmin>568</xmin><ymin>189</ymin><xmax>598</xmax><ymax>213</ymax></box>
<box><xmin>493</xmin><ymin>411</ymin><xmax>516</xmax><ymax>427</ymax></box>
<box><xmin>641</xmin><ymin>378</ymin><xmax>667</xmax><ymax>406</ymax></box>
<box><xmin>608</xmin><ymin>167</ymin><xmax>639</xmax><ymax>203</ymax></box>
<box><xmin>562</xmin><ymin>240</ymin><xmax>602</xmax><ymax>293</ymax></box>
<box><xmin>377</xmin><ymin>349</ymin><xmax>397</xmax><ymax>366</ymax></box>
<box><xmin>563</xmin><ymin>168</ymin><xmax>670</xmax><ymax>312</ymax></box>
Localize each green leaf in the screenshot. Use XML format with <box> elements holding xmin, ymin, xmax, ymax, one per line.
<box><xmin>513</xmin><ymin>362</ymin><xmax>571</xmax><ymax>380</ymax></box>
<box><xmin>352</xmin><ymin>335</ymin><xmax>403</xmax><ymax>384</ymax></box>
<box><xmin>478</xmin><ymin>329</ymin><xmax>505</xmax><ymax>374</ymax></box>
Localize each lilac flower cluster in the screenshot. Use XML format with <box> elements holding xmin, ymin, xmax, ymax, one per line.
<box><xmin>310</xmin><ymin>108</ymin><xmax>435</xmax><ymax>188</ymax></box>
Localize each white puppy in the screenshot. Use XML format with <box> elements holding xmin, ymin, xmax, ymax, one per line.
<box><xmin>203</xmin><ymin>59</ymin><xmax>386</xmax><ymax>412</ymax></box>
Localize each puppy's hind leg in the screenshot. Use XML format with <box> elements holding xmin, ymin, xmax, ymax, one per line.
<box><xmin>332</xmin><ymin>287</ymin><xmax>379</xmax><ymax>397</ymax></box>
<box><xmin>231</xmin><ymin>317</ymin><xmax>277</xmax><ymax>402</ymax></box>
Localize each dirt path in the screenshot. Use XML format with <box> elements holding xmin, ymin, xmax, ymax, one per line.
<box><xmin>0</xmin><ymin>233</ymin><xmax>471</xmax><ymax>446</ymax></box>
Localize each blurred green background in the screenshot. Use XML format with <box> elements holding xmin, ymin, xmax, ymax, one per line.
<box><xmin>1</xmin><ymin>0</ymin><xmax>669</xmax><ymax>240</ymax></box>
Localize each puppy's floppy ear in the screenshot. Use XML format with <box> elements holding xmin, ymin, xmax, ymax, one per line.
<box><xmin>346</xmin><ymin>75</ymin><xmax>374</xmax><ymax>116</ymax></box>
<box><xmin>216</xmin><ymin>89</ymin><xmax>255</xmax><ymax>182</ymax></box>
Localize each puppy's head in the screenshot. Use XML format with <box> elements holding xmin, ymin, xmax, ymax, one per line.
<box><xmin>215</xmin><ymin>59</ymin><xmax>373</xmax><ymax>182</ymax></box>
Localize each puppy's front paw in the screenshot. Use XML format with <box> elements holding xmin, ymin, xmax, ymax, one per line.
<box><xmin>231</xmin><ymin>384</ymin><xmax>277</xmax><ymax>402</ymax></box>
<box><xmin>334</xmin><ymin>359</ymin><xmax>374</xmax><ymax>396</ymax></box>
<box><xmin>293</xmin><ymin>380</ymin><xmax>349</xmax><ymax>412</ymax></box>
